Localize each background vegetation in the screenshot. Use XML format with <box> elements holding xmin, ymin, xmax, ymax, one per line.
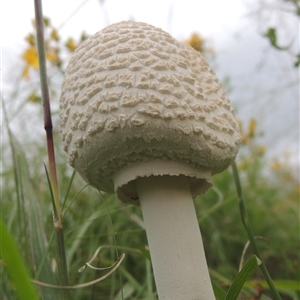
<box><xmin>1</xmin><ymin>1</ymin><xmax>299</xmax><ymax>299</ymax></box>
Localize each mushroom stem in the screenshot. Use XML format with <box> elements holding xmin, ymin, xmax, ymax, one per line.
<box><xmin>136</xmin><ymin>175</ymin><xmax>215</xmax><ymax>299</ymax></box>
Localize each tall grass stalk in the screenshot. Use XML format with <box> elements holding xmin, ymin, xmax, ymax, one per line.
<box><xmin>231</xmin><ymin>162</ymin><xmax>282</xmax><ymax>300</ymax></box>
<box><xmin>34</xmin><ymin>0</ymin><xmax>70</xmax><ymax>298</ymax></box>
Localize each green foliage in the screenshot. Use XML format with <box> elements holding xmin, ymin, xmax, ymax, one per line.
<box><xmin>225</xmin><ymin>256</ymin><xmax>261</xmax><ymax>300</ymax></box>
<box><xmin>263</xmin><ymin>26</ymin><xmax>300</xmax><ymax>67</ymax></box>
<box><xmin>2</xmin><ymin>113</ymin><xmax>299</xmax><ymax>300</ymax></box>
<box><xmin>0</xmin><ymin>219</ymin><xmax>40</xmax><ymax>300</ymax></box>
<box><xmin>196</xmin><ymin>121</ymin><xmax>299</xmax><ymax>299</ymax></box>
<box><xmin>263</xmin><ymin>28</ymin><xmax>290</xmax><ymax>51</ymax></box>
<box><xmin>261</xmin><ymin>0</ymin><xmax>300</xmax><ymax>68</ymax></box>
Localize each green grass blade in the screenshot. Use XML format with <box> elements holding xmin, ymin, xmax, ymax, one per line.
<box><xmin>212</xmin><ymin>280</ymin><xmax>227</xmax><ymax>300</ymax></box>
<box><xmin>3</xmin><ymin>98</ymin><xmax>59</xmax><ymax>299</ymax></box>
<box><xmin>198</xmin><ymin>186</ymin><xmax>224</xmax><ymax>223</ymax></box>
<box><xmin>0</xmin><ymin>218</ymin><xmax>40</xmax><ymax>300</ymax></box>
<box><xmin>9</xmin><ymin>134</ymin><xmax>59</xmax><ymax>299</ymax></box>
<box><xmin>2</xmin><ymin>101</ymin><xmax>26</xmax><ymax>241</ymax></box>
<box><xmin>209</xmin><ymin>268</ymin><xmax>232</xmax><ymax>287</ymax></box>
<box><xmin>145</xmin><ymin>258</ymin><xmax>155</xmax><ymax>299</ymax></box>
<box><xmin>225</xmin><ymin>255</ymin><xmax>261</xmax><ymax>300</ymax></box>
<box><xmin>133</xmin><ymin>243</ymin><xmax>151</xmax><ymax>261</ymax></box>
<box><xmin>66</xmin><ymin>209</ymin><xmax>103</xmax><ymax>267</ymax></box>
<box><xmin>62</xmin><ymin>170</ymin><xmax>76</xmax><ymax>210</ymax></box>
<box><xmin>119</xmin><ymin>267</ymin><xmax>144</xmax><ymax>294</ymax></box>
<box><xmin>44</xmin><ymin>164</ymin><xmax>56</xmax><ymax>213</ymax></box>
<box><xmin>113</xmin><ymin>282</ymin><xmax>135</xmax><ymax>300</ymax></box>
<box><xmin>44</xmin><ymin>164</ymin><xmax>70</xmax><ymax>299</ymax></box>
<box><xmin>231</xmin><ymin>162</ymin><xmax>283</xmax><ymax>300</ymax></box>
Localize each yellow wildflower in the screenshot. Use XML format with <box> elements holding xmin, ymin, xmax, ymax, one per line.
<box><xmin>22</xmin><ymin>65</ymin><xmax>30</xmax><ymax>79</ymax></box>
<box><xmin>50</xmin><ymin>27</ymin><xmax>59</xmax><ymax>41</ymax></box>
<box><xmin>271</xmin><ymin>160</ymin><xmax>282</xmax><ymax>171</ymax></box>
<box><xmin>238</xmin><ymin>157</ymin><xmax>250</xmax><ymax>170</ymax></box>
<box><xmin>248</xmin><ymin>119</ymin><xmax>256</xmax><ymax>138</ymax></box>
<box><xmin>28</xmin><ymin>92</ymin><xmax>41</xmax><ymax>103</ymax></box>
<box><xmin>43</xmin><ymin>17</ymin><xmax>50</xmax><ymax>27</ymax></box>
<box><xmin>65</xmin><ymin>38</ymin><xmax>77</xmax><ymax>52</ymax></box>
<box><xmin>241</xmin><ymin>134</ymin><xmax>248</xmax><ymax>145</ymax></box>
<box><xmin>185</xmin><ymin>33</ymin><xmax>204</xmax><ymax>52</ymax></box>
<box><xmin>46</xmin><ymin>52</ymin><xmax>58</xmax><ymax>62</ymax></box>
<box><xmin>22</xmin><ymin>47</ymin><xmax>39</xmax><ymax>69</ymax></box>
<box><xmin>25</xmin><ymin>34</ymin><xmax>35</xmax><ymax>46</ymax></box>
<box><xmin>80</xmin><ymin>31</ymin><xmax>89</xmax><ymax>42</ymax></box>
<box><xmin>22</xmin><ymin>47</ymin><xmax>39</xmax><ymax>79</ymax></box>
<box><xmin>31</xmin><ymin>16</ymin><xmax>50</xmax><ymax>28</ymax></box>
<box><xmin>257</xmin><ymin>145</ymin><xmax>266</xmax><ymax>155</ymax></box>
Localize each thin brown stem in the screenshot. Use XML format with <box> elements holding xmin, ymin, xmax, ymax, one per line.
<box><xmin>34</xmin><ymin>0</ymin><xmax>70</xmax><ymax>298</ymax></box>
<box><xmin>34</xmin><ymin>0</ymin><xmax>61</xmax><ymax>224</ymax></box>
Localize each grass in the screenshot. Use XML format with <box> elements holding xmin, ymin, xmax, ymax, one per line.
<box><xmin>2</xmin><ymin>116</ymin><xmax>299</xmax><ymax>299</ymax></box>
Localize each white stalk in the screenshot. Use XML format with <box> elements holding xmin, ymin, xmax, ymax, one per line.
<box><xmin>136</xmin><ymin>175</ymin><xmax>215</xmax><ymax>300</ymax></box>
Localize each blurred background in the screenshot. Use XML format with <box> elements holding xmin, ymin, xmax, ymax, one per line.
<box><xmin>1</xmin><ymin>1</ymin><xmax>299</xmax><ymax>299</ymax></box>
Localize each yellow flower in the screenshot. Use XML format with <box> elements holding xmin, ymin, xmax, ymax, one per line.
<box><xmin>241</xmin><ymin>134</ymin><xmax>248</xmax><ymax>145</ymax></box>
<box><xmin>258</xmin><ymin>145</ymin><xmax>266</xmax><ymax>155</ymax></box>
<box><xmin>46</xmin><ymin>52</ymin><xmax>58</xmax><ymax>62</ymax></box>
<box><xmin>22</xmin><ymin>47</ymin><xmax>39</xmax><ymax>79</ymax></box>
<box><xmin>271</xmin><ymin>160</ymin><xmax>282</xmax><ymax>171</ymax></box>
<box><xmin>31</xmin><ymin>16</ymin><xmax>50</xmax><ymax>28</ymax></box>
<box><xmin>22</xmin><ymin>65</ymin><xmax>30</xmax><ymax>79</ymax></box>
<box><xmin>50</xmin><ymin>28</ymin><xmax>59</xmax><ymax>41</ymax></box>
<box><xmin>65</xmin><ymin>38</ymin><xmax>77</xmax><ymax>52</ymax></box>
<box><xmin>185</xmin><ymin>33</ymin><xmax>204</xmax><ymax>52</ymax></box>
<box><xmin>25</xmin><ymin>34</ymin><xmax>35</xmax><ymax>46</ymax></box>
<box><xmin>22</xmin><ymin>47</ymin><xmax>39</xmax><ymax>69</ymax></box>
<box><xmin>248</xmin><ymin>119</ymin><xmax>256</xmax><ymax>138</ymax></box>
<box><xmin>238</xmin><ymin>157</ymin><xmax>250</xmax><ymax>170</ymax></box>
<box><xmin>43</xmin><ymin>17</ymin><xmax>50</xmax><ymax>27</ymax></box>
<box><xmin>46</xmin><ymin>50</ymin><xmax>61</xmax><ymax>67</ymax></box>
<box><xmin>28</xmin><ymin>92</ymin><xmax>41</xmax><ymax>103</ymax></box>
<box><xmin>80</xmin><ymin>31</ymin><xmax>89</xmax><ymax>42</ymax></box>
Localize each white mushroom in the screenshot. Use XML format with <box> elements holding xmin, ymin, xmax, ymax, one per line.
<box><xmin>60</xmin><ymin>21</ymin><xmax>241</xmax><ymax>299</ymax></box>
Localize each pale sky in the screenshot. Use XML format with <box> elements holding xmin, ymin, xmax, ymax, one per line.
<box><xmin>2</xmin><ymin>0</ymin><xmax>246</xmax><ymax>48</ymax></box>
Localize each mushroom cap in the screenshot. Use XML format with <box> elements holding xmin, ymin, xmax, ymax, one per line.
<box><xmin>60</xmin><ymin>21</ymin><xmax>241</xmax><ymax>204</ymax></box>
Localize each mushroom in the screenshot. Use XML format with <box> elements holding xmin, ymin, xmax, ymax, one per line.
<box><xmin>60</xmin><ymin>21</ymin><xmax>241</xmax><ymax>299</ymax></box>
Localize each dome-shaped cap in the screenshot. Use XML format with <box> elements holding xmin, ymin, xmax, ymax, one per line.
<box><xmin>60</xmin><ymin>21</ymin><xmax>241</xmax><ymax>204</ymax></box>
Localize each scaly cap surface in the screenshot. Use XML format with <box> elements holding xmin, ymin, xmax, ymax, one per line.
<box><xmin>60</xmin><ymin>21</ymin><xmax>241</xmax><ymax>203</ymax></box>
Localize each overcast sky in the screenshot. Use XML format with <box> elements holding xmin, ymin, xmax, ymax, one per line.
<box><xmin>1</xmin><ymin>0</ymin><xmax>299</xmax><ymax>166</ymax></box>
<box><xmin>2</xmin><ymin>0</ymin><xmax>246</xmax><ymax>47</ymax></box>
